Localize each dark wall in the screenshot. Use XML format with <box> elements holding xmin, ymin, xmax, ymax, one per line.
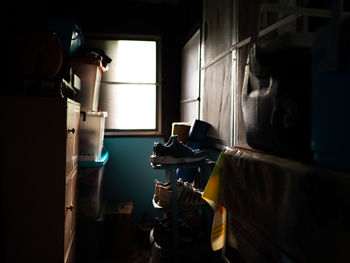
<box><xmin>3</xmin><ymin>0</ymin><xmax>202</xmax><ymax>140</ymax></box>
<box><xmin>75</xmin><ymin>1</ymin><xmax>202</xmax><ymax>140</ymax></box>
<box><xmin>79</xmin><ymin>1</ymin><xmax>202</xmax><ymax>141</ymax></box>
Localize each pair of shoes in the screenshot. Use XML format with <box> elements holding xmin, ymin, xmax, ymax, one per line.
<box><xmin>151</xmin><ymin>217</ymin><xmax>172</xmax><ymax>248</ymax></box>
<box><xmin>153</xmin><ymin>179</ymin><xmax>182</xmax><ymax>208</ymax></box>
<box><xmin>151</xmin><ymin>216</ymin><xmax>196</xmax><ymax>248</ymax></box>
<box><xmin>180</xmin><ymin>181</ymin><xmax>207</xmax><ymax>207</ymax></box>
<box><xmin>150</xmin><ymin>135</ymin><xmax>208</xmax><ymax>165</ymax></box>
<box><xmin>153</xmin><ymin>178</ymin><xmax>207</xmax><ymax>208</ymax></box>
<box><xmin>153</xmin><ymin>179</ymin><xmax>172</xmax><ymax>205</ymax></box>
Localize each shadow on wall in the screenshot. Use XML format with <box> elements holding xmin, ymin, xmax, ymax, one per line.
<box><xmin>102</xmin><ymin>137</ymin><xmax>165</xmax><ymax>224</ymax></box>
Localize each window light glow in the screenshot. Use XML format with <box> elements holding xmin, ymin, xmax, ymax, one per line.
<box><xmin>113</xmin><ymin>41</ymin><xmax>156</xmax><ymax>83</ymax></box>
<box><xmin>99</xmin><ymin>83</ymin><xmax>156</xmax><ymax>130</ymax></box>
<box><xmin>94</xmin><ymin>39</ymin><xmax>158</xmax><ymax>131</ymax></box>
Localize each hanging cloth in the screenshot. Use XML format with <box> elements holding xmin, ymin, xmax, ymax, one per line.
<box><xmin>202</xmin><ymin>150</ymin><xmax>227</xmax><ymax>251</ymax></box>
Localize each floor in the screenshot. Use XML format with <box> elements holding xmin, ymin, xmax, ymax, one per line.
<box><xmin>76</xmin><ymin>212</ymin><xmax>153</xmax><ymax>263</ymax></box>
<box><xmin>76</xmin><ymin>208</ymin><xmax>220</xmax><ymax>263</ymax></box>
<box><xmin>101</xmin><ymin>244</ymin><xmax>151</xmax><ymax>263</ymax></box>
<box><xmin>77</xmin><ymin>226</ymin><xmax>225</xmax><ymax>263</ymax></box>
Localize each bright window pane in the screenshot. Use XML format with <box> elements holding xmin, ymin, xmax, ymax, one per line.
<box><xmin>113</xmin><ymin>40</ymin><xmax>156</xmax><ymax>83</ymax></box>
<box><xmin>90</xmin><ymin>38</ymin><xmax>158</xmax><ymax>132</ymax></box>
<box><xmin>99</xmin><ymin>83</ymin><xmax>156</xmax><ymax>130</ymax></box>
<box><xmin>86</xmin><ymin>40</ymin><xmax>156</xmax><ymax>83</ymax></box>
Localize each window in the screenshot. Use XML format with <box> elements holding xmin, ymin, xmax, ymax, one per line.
<box><xmin>180</xmin><ymin>29</ymin><xmax>200</xmax><ymax>122</ymax></box>
<box><xmin>85</xmin><ymin>37</ymin><xmax>161</xmax><ymax>136</ymax></box>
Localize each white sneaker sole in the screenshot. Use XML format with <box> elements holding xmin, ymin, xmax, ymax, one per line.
<box><xmin>150</xmin><ymin>154</ymin><xmax>207</xmax><ymax>165</ymax></box>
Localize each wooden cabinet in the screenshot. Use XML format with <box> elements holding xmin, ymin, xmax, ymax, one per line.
<box><xmin>64</xmin><ymin>167</ymin><xmax>78</xmax><ymax>263</ymax></box>
<box><xmin>0</xmin><ymin>96</ymin><xmax>80</xmax><ymax>263</ymax></box>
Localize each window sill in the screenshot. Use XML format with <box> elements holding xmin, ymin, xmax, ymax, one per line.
<box><xmin>104</xmin><ymin>130</ymin><xmax>162</xmax><ymax>138</ymax></box>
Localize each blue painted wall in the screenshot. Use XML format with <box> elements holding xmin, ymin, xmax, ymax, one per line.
<box><xmin>102</xmin><ymin>137</ymin><xmax>221</xmax><ymax>226</ymax></box>
<box><xmin>102</xmin><ymin>137</ymin><xmax>165</xmax><ymax>224</ymax></box>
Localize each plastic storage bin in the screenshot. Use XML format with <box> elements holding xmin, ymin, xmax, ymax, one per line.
<box><xmin>76</xmin><ymin>149</ymin><xmax>109</xmax><ymax>263</ymax></box>
<box><xmin>78</xmin><ymin>149</ymin><xmax>109</xmax><ymax>219</ymax></box>
<box><xmin>79</xmin><ymin>111</ymin><xmax>108</xmax><ymax>161</ymax></box>
<box><xmin>102</xmin><ymin>201</ymin><xmax>134</xmax><ymax>261</ymax></box>
<box><xmin>72</xmin><ymin>62</ymin><xmax>104</xmax><ymax>112</ymax></box>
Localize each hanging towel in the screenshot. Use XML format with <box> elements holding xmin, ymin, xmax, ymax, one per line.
<box><xmin>202</xmin><ymin>150</ymin><xmax>227</xmax><ymax>251</ymax></box>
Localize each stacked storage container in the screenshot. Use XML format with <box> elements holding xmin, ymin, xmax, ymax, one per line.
<box><xmin>73</xmin><ymin>48</ymin><xmax>111</xmax><ymax>262</ymax></box>
<box><xmin>72</xmin><ymin>48</ymin><xmax>110</xmax><ymax>211</ymax></box>
<box><xmin>76</xmin><ymin>150</ymin><xmax>109</xmax><ymax>262</ymax></box>
<box><xmin>79</xmin><ymin>111</ymin><xmax>108</xmax><ymax>161</ymax></box>
<box><xmin>71</xmin><ymin>48</ymin><xmax>110</xmax><ymax>162</ymax></box>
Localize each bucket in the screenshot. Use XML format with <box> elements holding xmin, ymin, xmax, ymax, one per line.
<box><xmin>73</xmin><ymin>61</ymin><xmax>104</xmax><ymax>112</ymax></box>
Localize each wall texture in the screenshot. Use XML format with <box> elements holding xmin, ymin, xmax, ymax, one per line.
<box><xmin>102</xmin><ymin>137</ymin><xmax>221</xmax><ymax>225</ymax></box>
<box><xmin>103</xmin><ymin>137</ymin><xmax>166</xmax><ymax>224</ymax></box>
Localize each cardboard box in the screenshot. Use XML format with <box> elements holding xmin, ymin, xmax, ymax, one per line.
<box><xmin>102</xmin><ymin>201</ymin><xmax>133</xmax><ymax>260</ymax></box>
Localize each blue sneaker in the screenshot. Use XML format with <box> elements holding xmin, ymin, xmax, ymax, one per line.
<box><xmin>150</xmin><ymin>135</ymin><xmax>208</xmax><ymax>165</ymax></box>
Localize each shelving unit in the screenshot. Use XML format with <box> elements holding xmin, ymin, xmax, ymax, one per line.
<box><xmin>151</xmin><ymin>159</ymin><xmax>216</xmax><ymax>262</ymax></box>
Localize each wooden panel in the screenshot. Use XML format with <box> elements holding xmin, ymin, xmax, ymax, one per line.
<box><xmin>180</xmin><ymin>29</ymin><xmax>200</xmax><ymax>122</ymax></box>
<box><xmin>64</xmin><ymin>168</ymin><xmax>78</xmax><ymax>263</ymax></box>
<box><xmin>66</xmin><ymin>99</ymin><xmax>80</xmax><ymax>178</ymax></box>
<box><xmin>232</xmin><ymin>0</ymin><xmax>255</xmax><ymax>147</ymax></box>
<box><xmin>181</xmin><ymin>30</ymin><xmax>200</xmax><ymax>101</ymax></box>
<box><xmin>65</xmin><ymin>236</ymin><xmax>76</xmax><ymax>263</ymax></box>
<box><xmin>200</xmin><ymin>0</ymin><xmax>236</xmax><ymax>147</ymax></box>
<box><xmin>201</xmin><ymin>55</ymin><xmax>232</xmax><ymax>146</ymax></box>
<box><xmin>202</xmin><ymin>0</ymin><xmax>235</xmax><ymax>65</ymax></box>
<box><xmin>234</xmin><ymin>46</ymin><xmax>249</xmax><ymax>146</ymax></box>
<box><xmin>181</xmin><ymin>29</ymin><xmax>201</xmax><ymax>122</ymax></box>
<box><xmin>65</xmin><ymin>177</ymin><xmax>73</xmax><ymax>256</ymax></box>
<box><xmin>0</xmin><ymin>96</ymin><xmax>67</xmax><ymax>263</ymax></box>
<box><xmin>180</xmin><ymin>101</ymin><xmax>199</xmax><ymax>123</ymax></box>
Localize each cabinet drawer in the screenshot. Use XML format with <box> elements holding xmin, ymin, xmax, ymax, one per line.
<box><xmin>66</xmin><ymin>99</ymin><xmax>80</xmax><ymax>177</ymax></box>
<box><xmin>65</xmin><ymin>236</ymin><xmax>76</xmax><ymax>263</ymax></box>
<box><xmin>65</xmin><ymin>168</ymin><xmax>78</xmax><ymax>258</ymax></box>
